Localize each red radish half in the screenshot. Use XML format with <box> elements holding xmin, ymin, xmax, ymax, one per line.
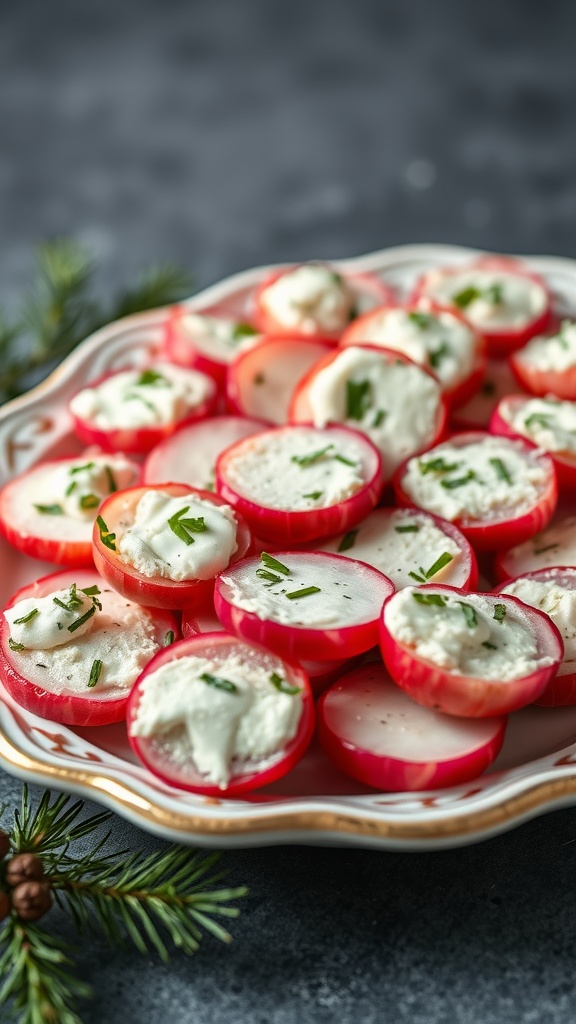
<box><xmin>318</xmin><ymin>663</ymin><xmax>506</xmax><ymax>791</ymax></box>
<box><xmin>393</xmin><ymin>431</ymin><xmax>557</xmax><ymax>552</ymax></box>
<box><xmin>69</xmin><ymin>364</ymin><xmax>218</xmax><ymax>454</ymax></box>
<box><xmin>226</xmin><ymin>335</ymin><xmax>333</xmax><ymax>424</ymax></box>
<box><xmin>450</xmin><ymin>358</ymin><xmax>526</xmax><ymax>431</ymax></box>
<box><xmin>0</xmin><ymin>569</ymin><xmax>178</xmax><ymax>726</ymax></box>
<box><xmin>494</xmin><ymin>514</ymin><xmax>576</xmax><ymax>582</ymax></box>
<box><xmin>510</xmin><ymin>322</ymin><xmax>576</xmax><ymax>399</ymax></box>
<box><xmin>490</xmin><ymin>395</ymin><xmax>576</xmax><ymax>490</ymax></box>
<box><xmin>215</xmin><ymin>550</ymin><xmax>394</xmax><ymax>662</ymax></box>
<box><xmin>410</xmin><ymin>256</ymin><xmax>553</xmax><ymax>357</ymax></box>
<box><xmin>162</xmin><ymin>305</ymin><xmax>261</xmax><ymax>388</ymax></box>
<box><xmin>142</xmin><ymin>415</ymin><xmax>267</xmax><ymax>491</ymax></box>
<box><xmin>126</xmin><ymin>632</ymin><xmax>315</xmax><ymax>796</ymax></box>
<box><xmin>379</xmin><ymin>585</ymin><xmax>563</xmax><ymax>718</ymax></box>
<box><xmin>495</xmin><ymin>567</ymin><xmax>576</xmax><ymax>706</ymax></box>
<box><xmin>93</xmin><ymin>483</ymin><xmax>252</xmax><ymax>610</ymax></box>
<box><xmin>0</xmin><ymin>453</ymin><xmax>140</xmax><ymax>568</ymax></box>
<box><xmin>216</xmin><ymin>424</ymin><xmax>383</xmax><ymax>545</ymax></box>
<box><xmin>315</xmin><ymin>507</ymin><xmax>478</xmax><ymax>591</ymax></box>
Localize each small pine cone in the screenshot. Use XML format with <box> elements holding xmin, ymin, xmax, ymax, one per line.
<box><xmin>0</xmin><ymin>890</ymin><xmax>10</xmax><ymax>922</ymax></box>
<box><xmin>6</xmin><ymin>852</ymin><xmax>44</xmax><ymax>887</ymax></box>
<box><xmin>11</xmin><ymin>880</ymin><xmax>52</xmax><ymax>922</ymax></box>
<box><xmin>0</xmin><ymin>831</ymin><xmax>9</xmax><ymax>860</ymax></box>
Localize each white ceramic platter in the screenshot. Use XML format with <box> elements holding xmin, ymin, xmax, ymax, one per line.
<box><xmin>3</xmin><ymin>243</ymin><xmax>576</xmax><ymax>851</ymax></box>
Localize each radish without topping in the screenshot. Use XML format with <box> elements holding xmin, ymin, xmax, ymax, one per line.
<box><xmin>495</xmin><ymin>514</ymin><xmax>576</xmax><ymax>581</ymax></box>
<box><xmin>226</xmin><ymin>335</ymin><xmax>333</xmax><ymax>424</ymax></box>
<box><xmin>142</xmin><ymin>415</ymin><xmax>267</xmax><ymax>492</ymax></box>
<box><xmin>317</xmin><ymin>663</ymin><xmax>506</xmax><ymax>791</ymax></box>
<box><xmin>450</xmin><ymin>358</ymin><xmax>526</xmax><ymax>431</ymax></box>
<box><xmin>215</xmin><ymin>550</ymin><xmax>394</xmax><ymax>662</ymax></box>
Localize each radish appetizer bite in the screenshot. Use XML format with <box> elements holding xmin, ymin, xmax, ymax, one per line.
<box><xmin>69</xmin><ymin>363</ymin><xmax>217</xmax><ymax>453</ymax></box>
<box><xmin>127</xmin><ymin>632</ymin><xmax>314</xmax><ymax>795</ymax></box>
<box><xmin>93</xmin><ymin>483</ymin><xmax>251</xmax><ymax>610</ymax></box>
<box><xmin>163</xmin><ymin>307</ymin><xmax>261</xmax><ymax>387</ymax></box>
<box><xmin>316</xmin><ymin>508</ymin><xmax>478</xmax><ymax>591</ymax></box>
<box><xmin>496</xmin><ymin>567</ymin><xmax>576</xmax><ymax>706</ymax></box>
<box><xmin>495</xmin><ymin>515</ymin><xmax>576</xmax><ymax>581</ymax></box>
<box><xmin>318</xmin><ymin>664</ymin><xmax>506</xmax><ymax>791</ymax></box>
<box><xmin>0</xmin><ymin>569</ymin><xmax>178</xmax><ymax>726</ymax></box>
<box><xmin>215</xmin><ymin>424</ymin><xmax>383</xmax><ymax>544</ymax></box>
<box><xmin>411</xmin><ymin>257</ymin><xmax>552</xmax><ymax>356</ymax></box>
<box><xmin>394</xmin><ymin>431</ymin><xmax>557</xmax><ymax>551</ymax></box>
<box><xmin>490</xmin><ymin>395</ymin><xmax>576</xmax><ymax>489</ymax></box>
<box><xmin>215</xmin><ymin>550</ymin><xmax>394</xmax><ymax>662</ymax></box>
<box><xmin>142</xmin><ymin>415</ymin><xmax>266</xmax><ymax>492</ymax></box>
<box><xmin>289</xmin><ymin>345</ymin><xmax>446</xmax><ymax>479</ymax></box>
<box><xmin>510</xmin><ymin>319</ymin><xmax>576</xmax><ymax>399</ymax></box>
<box><xmin>0</xmin><ymin>452</ymin><xmax>139</xmax><ymax>567</ymax></box>
<box><xmin>380</xmin><ymin>586</ymin><xmax>562</xmax><ymax>717</ymax></box>
<box><xmin>226</xmin><ymin>335</ymin><xmax>333</xmax><ymax>424</ymax></box>
<box><xmin>340</xmin><ymin>303</ymin><xmax>486</xmax><ymax>407</ymax></box>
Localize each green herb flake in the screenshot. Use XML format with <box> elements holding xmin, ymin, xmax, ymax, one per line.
<box><xmin>533</xmin><ymin>542</ymin><xmax>560</xmax><ymax>555</ymax></box>
<box><xmin>334</xmin><ymin>453</ymin><xmax>357</xmax><ymax>467</ymax></box>
<box><xmin>458</xmin><ymin>601</ymin><xmax>477</xmax><ymax>628</ymax></box>
<box><xmin>256</xmin><ymin>569</ymin><xmax>284</xmax><ymax>585</ymax></box>
<box><xmin>372</xmin><ymin>409</ymin><xmax>387</xmax><ymax>428</ymax></box>
<box><xmin>489</xmin><ymin>457</ymin><xmax>512</xmax><ymax>485</ymax></box>
<box><xmin>232</xmin><ymin>322</ymin><xmax>259</xmax><ymax>340</ymax></box>
<box><xmin>346</xmin><ymin>379</ymin><xmax>372</xmax><ymax>420</ymax></box>
<box><xmin>79</xmin><ymin>493</ymin><xmax>100</xmax><ymax>510</ymax></box>
<box><xmin>13</xmin><ymin>608</ymin><xmax>39</xmax><ymax>626</ymax></box>
<box><xmin>486</xmin><ymin>282</ymin><xmax>503</xmax><ymax>304</ymax></box>
<box><xmin>200</xmin><ymin>672</ymin><xmax>238</xmax><ymax>694</ymax></box>
<box><xmin>269</xmin><ymin>671</ymin><xmax>300</xmax><ymax>696</ymax></box>
<box><xmin>33</xmin><ymin>503</ymin><xmax>63</xmax><ymax>515</ymax></box>
<box><xmin>482</xmin><ymin>641</ymin><xmax>498</xmax><ymax>650</ymax></box>
<box><xmin>493</xmin><ymin>603</ymin><xmax>507</xmax><ymax>623</ymax></box>
<box><xmin>81</xmin><ymin>585</ymin><xmax>101</xmax><ymax>597</ymax></box>
<box><xmin>524</xmin><ymin>412</ymin><xmax>553</xmax><ymax>431</ymax></box>
<box><xmin>407</xmin><ymin>311</ymin><xmax>435</xmax><ymax>330</ymax></box>
<box><xmin>291</xmin><ymin>445</ymin><xmax>334</xmax><ymax>467</ymax></box>
<box><xmin>88</xmin><ymin>659</ymin><xmax>103</xmax><ymax>689</ymax></box>
<box><xmin>67</xmin><ymin>604</ymin><xmax>96</xmax><ymax>633</ymax></box>
<box><xmin>136</xmin><ymin>369</ymin><xmax>169</xmax><ymax>386</ymax></box>
<box><xmin>412</xmin><ymin>592</ymin><xmax>447</xmax><ymax>607</ymax></box>
<box><xmin>65</xmin><ymin>481</ymin><xmax>77</xmax><ymax>497</ymax></box>
<box><xmin>167</xmin><ymin>507</ymin><xmax>207</xmax><ymax>546</ymax></box>
<box><xmin>338</xmin><ymin>529</ymin><xmax>359</xmax><ymax>553</ymax></box>
<box><xmin>453</xmin><ymin>285</ymin><xmax>482</xmax><ymax>309</ymax></box>
<box><xmin>97</xmin><ymin>515</ymin><xmax>117</xmax><ymax>552</ymax></box>
<box><xmin>163</xmin><ymin>630</ymin><xmax>175</xmax><ymax>647</ymax></box>
<box><xmin>429</xmin><ymin>342</ymin><xmax>451</xmax><ymax>370</ymax></box>
<box><xmin>394</xmin><ymin>524</ymin><xmax>420</xmax><ymax>533</ymax></box>
<box><xmin>303</xmin><ymin>490</ymin><xmax>323</xmax><ymax>500</ymax></box>
<box><xmin>70</xmin><ymin>462</ymin><xmax>95</xmax><ymax>476</ymax></box>
<box><xmin>419</xmin><ymin>457</ymin><xmax>461</xmax><ymax>475</ymax></box>
<box><xmin>440</xmin><ymin>470</ymin><xmax>476</xmax><ymax>490</ymax></box>
<box><xmin>424</xmin><ymin>552</ymin><xmax>454</xmax><ymax>579</ymax></box>
<box><xmin>105</xmin><ymin>465</ymin><xmax>118</xmax><ymax>493</ymax></box>
<box><xmin>285</xmin><ymin>586</ymin><xmax>321</xmax><ymax>600</ymax></box>
<box><xmin>260</xmin><ymin>552</ymin><xmax>290</xmax><ymax>576</ymax></box>
<box><xmin>8</xmin><ymin>637</ymin><xmax>25</xmax><ymax>652</ymax></box>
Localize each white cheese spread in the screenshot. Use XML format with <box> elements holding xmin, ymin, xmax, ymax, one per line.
<box><xmin>69</xmin><ymin>363</ymin><xmax>213</xmax><ymax>430</ymax></box>
<box><xmin>6</xmin><ymin>586</ymin><xmax>99</xmax><ymax>649</ymax></box>
<box><xmin>260</xmin><ymin>264</ymin><xmax>356</xmax><ymax>335</ymax></box>
<box><xmin>130</xmin><ymin>651</ymin><xmax>303</xmax><ymax>787</ymax></box>
<box><xmin>515</xmin><ymin>320</ymin><xmax>576</xmax><ymax>372</ymax></box>
<box><xmin>501</xmin><ymin>396</ymin><xmax>576</xmax><ymax>455</ymax></box>
<box><xmin>47</xmin><ymin>455</ymin><xmax>137</xmax><ymax>520</ymax></box>
<box><xmin>384</xmin><ymin>588</ymin><xmax>554</xmax><ymax>680</ymax></box>
<box><xmin>221</xmin><ymin>427</ymin><xmax>367</xmax><ymax>511</ymax></box>
<box><xmin>305</xmin><ymin>346</ymin><xmax>442</xmax><ymax>477</ymax></box>
<box><xmin>419</xmin><ymin>267</ymin><xmax>547</xmax><ymax>331</ymax></box>
<box><xmin>118</xmin><ymin>491</ymin><xmax>238</xmax><ymax>581</ymax></box>
<box><xmin>401</xmin><ymin>436</ymin><xmax>549</xmax><ymax>522</ymax></box>
<box><xmin>178</xmin><ymin>313</ymin><xmax>260</xmax><ymax>364</ymax></box>
<box><xmin>501</xmin><ymin>575</ymin><xmax>576</xmax><ymax>676</ymax></box>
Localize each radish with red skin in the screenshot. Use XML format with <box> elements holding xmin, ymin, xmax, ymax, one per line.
<box><xmin>216</xmin><ymin>424</ymin><xmax>383</xmax><ymax>545</ymax></box>
<box><xmin>127</xmin><ymin>632</ymin><xmax>315</xmax><ymax>796</ymax></box>
<box><xmin>379</xmin><ymin>585</ymin><xmax>563</xmax><ymax>718</ymax></box>
<box><xmin>142</xmin><ymin>415</ymin><xmax>267</xmax><ymax>491</ymax></box>
<box><xmin>163</xmin><ymin>306</ymin><xmax>262</xmax><ymax>388</ymax></box>
<box><xmin>489</xmin><ymin>395</ymin><xmax>576</xmax><ymax>490</ymax></box>
<box><xmin>318</xmin><ymin>663</ymin><xmax>507</xmax><ymax>791</ymax></box>
<box><xmin>494</xmin><ymin>567</ymin><xmax>576</xmax><ymax>707</ymax></box>
<box><xmin>0</xmin><ymin>453</ymin><xmax>140</xmax><ymax>568</ymax></box>
<box><xmin>215</xmin><ymin>550</ymin><xmax>394</xmax><ymax>662</ymax></box>
<box><xmin>509</xmin><ymin>320</ymin><xmax>576</xmax><ymax>400</ymax></box>
<box><xmin>450</xmin><ymin>358</ymin><xmax>526</xmax><ymax>431</ymax></box>
<box><xmin>393</xmin><ymin>431</ymin><xmax>557</xmax><ymax>552</ymax></box>
<box><xmin>93</xmin><ymin>483</ymin><xmax>252</xmax><ymax>611</ymax></box>
<box><xmin>339</xmin><ymin>301</ymin><xmax>486</xmax><ymax>409</ymax></box>
<box><xmin>0</xmin><ymin>569</ymin><xmax>178</xmax><ymax>727</ymax></box>
<box><xmin>69</xmin><ymin>364</ymin><xmax>218</xmax><ymax>454</ymax></box>
<box><xmin>494</xmin><ymin>514</ymin><xmax>576</xmax><ymax>582</ymax></box>
<box><xmin>410</xmin><ymin>256</ymin><xmax>553</xmax><ymax>358</ymax></box>
<box><xmin>226</xmin><ymin>335</ymin><xmax>333</xmax><ymax>425</ymax></box>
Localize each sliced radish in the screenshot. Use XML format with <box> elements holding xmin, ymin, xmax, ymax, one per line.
<box><xmin>510</xmin><ymin>319</ymin><xmax>576</xmax><ymax>399</ymax></box>
<box><xmin>226</xmin><ymin>335</ymin><xmax>333</xmax><ymax>424</ymax></box>
<box><xmin>495</xmin><ymin>513</ymin><xmax>576</xmax><ymax>581</ymax></box>
<box><xmin>410</xmin><ymin>256</ymin><xmax>553</xmax><ymax>357</ymax></box>
<box><xmin>490</xmin><ymin>395</ymin><xmax>576</xmax><ymax>490</ymax></box>
<box><xmin>252</xmin><ymin>263</ymin><xmax>395</xmax><ymax>342</ymax></box>
<box><xmin>93</xmin><ymin>483</ymin><xmax>252</xmax><ymax>610</ymax></box>
<box><xmin>162</xmin><ymin>306</ymin><xmax>262</xmax><ymax>388</ymax></box>
<box><xmin>215</xmin><ymin>424</ymin><xmax>383</xmax><ymax>545</ymax></box>
<box><xmin>380</xmin><ymin>585</ymin><xmax>562</xmax><ymax>717</ymax></box>
<box><xmin>0</xmin><ymin>453</ymin><xmax>140</xmax><ymax>568</ymax></box>
<box><xmin>126</xmin><ymin>631</ymin><xmax>314</xmax><ymax>796</ymax></box>
<box><xmin>495</xmin><ymin>567</ymin><xmax>576</xmax><ymax>706</ymax></box>
<box><xmin>315</xmin><ymin>507</ymin><xmax>478</xmax><ymax>591</ymax></box>
<box><xmin>318</xmin><ymin>663</ymin><xmax>506</xmax><ymax>791</ymax></box>
<box><xmin>142</xmin><ymin>415</ymin><xmax>267</xmax><ymax>492</ymax></box>
<box><xmin>340</xmin><ymin>302</ymin><xmax>486</xmax><ymax>408</ymax></box>
<box><xmin>289</xmin><ymin>344</ymin><xmax>447</xmax><ymax>480</ymax></box>
<box><xmin>450</xmin><ymin>358</ymin><xmax>526</xmax><ymax>431</ymax></box>
<box><xmin>215</xmin><ymin>550</ymin><xmax>394</xmax><ymax>662</ymax></box>
<box><xmin>69</xmin><ymin>363</ymin><xmax>218</xmax><ymax>454</ymax></box>
<box><xmin>394</xmin><ymin>431</ymin><xmax>557</xmax><ymax>551</ymax></box>
<box><xmin>0</xmin><ymin>569</ymin><xmax>178</xmax><ymax>726</ymax></box>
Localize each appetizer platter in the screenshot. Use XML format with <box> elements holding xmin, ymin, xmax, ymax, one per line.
<box><xmin>3</xmin><ymin>243</ymin><xmax>576</xmax><ymax>850</ymax></box>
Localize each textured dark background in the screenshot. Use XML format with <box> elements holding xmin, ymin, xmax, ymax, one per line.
<box><xmin>3</xmin><ymin>1</ymin><xmax>576</xmax><ymax>1021</ymax></box>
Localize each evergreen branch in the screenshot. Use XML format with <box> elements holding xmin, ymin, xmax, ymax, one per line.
<box><xmin>106</xmin><ymin>263</ymin><xmax>192</xmax><ymax>321</ymax></box>
<box><xmin>10</xmin><ymin>787</ymin><xmax>112</xmax><ymax>856</ymax></box>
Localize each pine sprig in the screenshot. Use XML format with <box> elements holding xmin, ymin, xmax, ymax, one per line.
<box><xmin>0</xmin><ymin>918</ymin><xmax>90</xmax><ymax>1024</ymax></box>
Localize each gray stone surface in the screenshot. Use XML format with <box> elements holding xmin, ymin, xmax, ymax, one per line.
<box><xmin>2</xmin><ymin>0</ymin><xmax>576</xmax><ymax>1020</ymax></box>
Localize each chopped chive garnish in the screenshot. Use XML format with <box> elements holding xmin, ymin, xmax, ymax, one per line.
<box><xmin>372</xmin><ymin>409</ymin><xmax>387</xmax><ymax>428</ymax></box>
<box><xmin>482</xmin><ymin>641</ymin><xmax>498</xmax><ymax>650</ymax></box>
<box><xmin>232</xmin><ymin>322</ymin><xmax>259</xmax><ymax>340</ymax></box>
<box><xmin>13</xmin><ymin>608</ymin><xmax>39</xmax><ymax>625</ymax></box>
<box><xmin>97</xmin><ymin>515</ymin><xmax>116</xmax><ymax>551</ymax></box>
<box><xmin>524</xmin><ymin>412</ymin><xmax>553</xmax><ymax>430</ymax></box>
<box><xmin>34</xmin><ymin>504</ymin><xmax>63</xmax><ymax>515</ymax></box>
<box><xmin>338</xmin><ymin>529</ymin><xmax>358</xmax><ymax>553</ymax></box>
<box><xmin>256</xmin><ymin>569</ymin><xmax>284</xmax><ymax>585</ymax></box>
<box><xmin>453</xmin><ymin>285</ymin><xmax>482</xmax><ymax>309</ymax></box>
<box><xmin>269</xmin><ymin>671</ymin><xmax>300</xmax><ymax>695</ymax></box>
<box><xmin>65</xmin><ymin>481</ymin><xmax>77</xmax><ymax>496</ymax></box>
<box><xmin>486</xmin><ymin>282</ymin><xmax>503</xmax><ymax>304</ymax></box>
<box><xmin>136</xmin><ymin>369</ymin><xmax>168</xmax><ymax>386</ymax></box>
<box><xmin>105</xmin><ymin>465</ymin><xmax>118</xmax><ymax>493</ymax></box>
<box><xmin>200</xmin><ymin>672</ymin><xmax>238</xmax><ymax>694</ymax></box>
<box><xmin>81</xmin><ymin>586</ymin><xmax>101</xmax><ymax>596</ymax></box>
<box><xmin>163</xmin><ymin>630</ymin><xmax>175</xmax><ymax>647</ymax></box>
<box><xmin>291</xmin><ymin>445</ymin><xmax>334</xmax><ymax>467</ymax></box>
<box><xmin>429</xmin><ymin>342</ymin><xmax>451</xmax><ymax>370</ymax></box>
<box><xmin>167</xmin><ymin>507</ymin><xmax>207</xmax><ymax>546</ymax></box>
<box><xmin>458</xmin><ymin>601</ymin><xmax>477</xmax><ymax>628</ymax></box>
<box><xmin>425</xmin><ymin>552</ymin><xmax>454</xmax><ymax>579</ymax></box>
<box><xmin>419</xmin><ymin>457</ymin><xmax>461</xmax><ymax>475</ymax></box>
<box><xmin>394</xmin><ymin>524</ymin><xmax>420</xmax><ymax>533</ymax></box>
<box><xmin>53</xmin><ymin>597</ymin><xmax>71</xmax><ymax>611</ymax></box>
<box><xmin>125</xmin><ymin>392</ymin><xmax>157</xmax><ymax>414</ymax></box>
<box><xmin>260</xmin><ymin>553</ymin><xmax>290</xmax><ymax>576</ymax></box>
<box><xmin>334</xmin><ymin>453</ymin><xmax>357</xmax><ymax>467</ymax></box>
<box><xmin>8</xmin><ymin>637</ymin><xmax>25</xmax><ymax>652</ymax></box>
<box><xmin>303</xmin><ymin>491</ymin><xmax>323</xmax><ymax>500</ymax></box>
<box><xmin>407</xmin><ymin>311</ymin><xmax>435</xmax><ymax>329</ymax></box>
<box><xmin>88</xmin><ymin>659</ymin><xmax>103</xmax><ymax>688</ymax></box>
<box><xmin>346</xmin><ymin>379</ymin><xmax>372</xmax><ymax>420</ymax></box>
<box><xmin>67</xmin><ymin>604</ymin><xmax>96</xmax><ymax>633</ymax></box>
<box><xmin>70</xmin><ymin>462</ymin><xmax>95</xmax><ymax>475</ymax></box>
<box><xmin>440</xmin><ymin>470</ymin><xmax>476</xmax><ymax>490</ymax></box>
<box><xmin>408</xmin><ymin>570</ymin><xmax>426</xmax><ymax>583</ymax></box>
<box><xmin>285</xmin><ymin>586</ymin><xmax>321</xmax><ymax>600</ymax></box>
<box><xmin>493</xmin><ymin>603</ymin><xmax>507</xmax><ymax>623</ymax></box>
<box><xmin>534</xmin><ymin>543</ymin><xmax>560</xmax><ymax>555</ymax></box>
<box><xmin>412</xmin><ymin>592</ymin><xmax>447</xmax><ymax>607</ymax></box>
<box><xmin>79</xmin><ymin>493</ymin><xmax>100</xmax><ymax>510</ymax></box>
<box><xmin>489</xmin><ymin>457</ymin><xmax>512</xmax><ymax>484</ymax></box>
